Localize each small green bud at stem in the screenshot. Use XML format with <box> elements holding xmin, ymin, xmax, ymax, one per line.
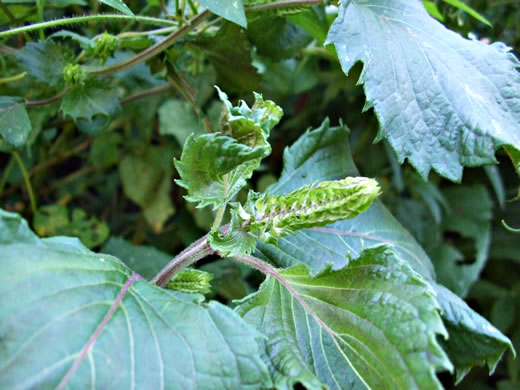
<box><xmin>165</xmin><ymin>268</ymin><xmax>213</xmax><ymax>294</ymax></box>
<box><xmin>245</xmin><ymin>177</ymin><xmax>381</xmax><ymax>243</ymax></box>
<box><xmin>63</xmin><ymin>63</ymin><xmax>86</xmax><ymax>87</ymax></box>
<box><xmin>93</xmin><ymin>32</ymin><xmax>118</xmax><ymax>65</ymax></box>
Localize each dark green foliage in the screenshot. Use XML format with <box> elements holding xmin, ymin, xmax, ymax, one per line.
<box><xmin>0</xmin><ymin>0</ymin><xmax>519</xmax><ymax>389</ymax></box>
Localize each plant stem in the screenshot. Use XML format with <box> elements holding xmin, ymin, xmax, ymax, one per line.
<box><xmin>211</xmin><ymin>205</ymin><xmax>226</xmax><ymax>231</ymax></box>
<box><xmin>12</xmin><ymin>151</ymin><xmax>37</xmax><ymax>214</ymax></box>
<box><xmin>0</xmin><ymin>14</ymin><xmax>178</xmax><ymax>38</ymax></box>
<box><xmin>120</xmin><ymin>83</ymin><xmax>172</xmax><ymax>105</ymax></box>
<box><xmin>0</xmin><ymin>2</ymin><xmax>17</xmax><ymax>25</ymax></box>
<box><xmin>151</xmin><ymin>236</ymin><xmax>214</xmax><ymax>287</ymax></box>
<box><xmin>88</xmin><ymin>10</ymin><xmax>210</xmax><ymax>77</ymax></box>
<box><xmin>117</xmin><ymin>26</ymin><xmax>178</xmax><ymax>39</ymax></box>
<box><xmin>25</xmin><ymin>88</ymin><xmax>68</xmax><ymax>107</ymax></box>
<box><xmin>0</xmin><ymin>71</ymin><xmax>27</xmax><ymax>84</ymax></box>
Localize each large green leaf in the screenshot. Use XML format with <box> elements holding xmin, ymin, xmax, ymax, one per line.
<box><xmin>258</xmin><ymin>118</ymin><xmax>514</xmax><ymax>380</ymax></box>
<box><xmin>0</xmin><ymin>209</ymin><xmax>271</xmax><ymax>389</ymax></box>
<box><xmin>0</xmin><ymin>97</ymin><xmax>32</xmax><ymax>148</ymax></box>
<box><xmin>433</xmin><ymin>283</ymin><xmax>515</xmax><ymax>383</ymax></box>
<box><xmin>16</xmin><ymin>41</ymin><xmax>72</xmax><ymax>87</ymax></box>
<box><xmin>326</xmin><ymin>0</ymin><xmax>520</xmax><ymax>181</ymax></box>
<box><xmin>257</xmin><ymin>119</ymin><xmax>436</xmax><ymax>279</ymax></box>
<box><xmin>236</xmin><ymin>246</ymin><xmax>452</xmax><ymax>389</ymax></box>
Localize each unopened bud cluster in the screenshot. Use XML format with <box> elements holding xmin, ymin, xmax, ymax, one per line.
<box><xmin>240</xmin><ymin>177</ymin><xmax>381</xmax><ymax>243</ymax></box>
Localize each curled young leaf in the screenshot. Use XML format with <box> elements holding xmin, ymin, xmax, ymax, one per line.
<box><xmin>174</xmin><ymin>88</ymin><xmax>283</xmax><ymax>209</ymax></box>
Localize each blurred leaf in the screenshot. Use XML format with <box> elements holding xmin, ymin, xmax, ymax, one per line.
<box><xmin>442</xmin><ymin>0</ymin><xmax>492</xmax><ymax>26</ymax></box>
<box><xmin>88</xmin><ymin>132</ymin><xmax>123</xmax><ymax>168</ymax></box>
<box><xmin>33</xmin><ymin>205</ymin><xmax>109</xmax><ymax>248</ymax></box>
<box><xmin>99</xmin><ymin>0</ymin><xmax>134</xmax><ymax>16</ymax></box>
<box><xmin>431</xmin><ymin>185</ymin><xmax>492</xmax><ymax>297</ymax></box>
<box><xmin>60</xmin><ymin>81</ymin><xmax>120</xmax><ymax>121</ymax></box>
<box><xmin>198</xmin><ymin>0</ymin><xmax>246</xmax><ymax>27</ymax></box>
<box><xmin>194</xmin><ymin>23</ymin><xmax>260</xmax><ymax>93</ymax></box>
<box><xmin>158</xmin><ymin>100</ymin><xmax>204</xmax><ymax>145</ymax></box>
<box><xmin>326</xmin><ymin>0</ymin><xmax>520</xmax><ymax>181</ymax></box>
<box><xmin>0</xmin><ymin>97</ymin><xmax>32</xmax><ymax>148</ymax></box>
<box><xmin>119</xmin><ymin>151</ymin><xmax>175</xmax><ymax>232</ymax></box>
<box><xmin>16</xmin><ymin>41</ymin><xmax>72</xmax><ymax>87</ymax></box>
<box><xmin>491</xmin><ymin>295</ymin><xmax>516</xmax><ymax>333</ymax></box>
<box><xmin>247</xmin><ymin>16</ymin><xmax>311</xmax><ymax>60</ymax></box>
<box><xmin>101</xmin><ymin>236</ymin><xmax>172</xmax><ymax>279</ymax></box>
<box><xmin>201</xmin><ymin>259</ymin><xmax>252</xmax><ymax>300</ymax></box>
<box><xmin>423</xmin><ymin>0</ymin><xmax>445</xmax><ymax>21</ymax></box>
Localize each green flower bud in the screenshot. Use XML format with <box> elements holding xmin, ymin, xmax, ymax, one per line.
<box><xmin>63</xmin><ymin>63</ymin><xmax>86</xmax><ymax>87</ymax></box>
<box><xmin>243</xmin><ymin>177</ymin><xmax>381</xmax><ymax>244</ymax></box>
<box><xmin>93</xmin><ymin>32</ymin><xmax>118</xmax><ymax>64</ymax></box>
<box><xmin>165</xmin><ymin>268</ymin><xmax>213</xmax><ymax>294</ymax></box>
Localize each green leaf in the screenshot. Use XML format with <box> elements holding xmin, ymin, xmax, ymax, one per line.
<box><xmin>166</xmin><ymin>268</ymin><xmax>214</xmax><ymax>294</ymax></box>
<box><xmin>0</xmin><ymin>97</ymin><xmax>32</xmax><ymax>148</ymax></box>
<box><xmin>430</xmin><ymin>185</ymin><xmax>492</xmax><ymax>297</ymax></box>
<box><xmin>0</xmin><ymin>209</ymin><xmax>271</xmax><ymax>389</ymax></box>
<box><xmin>158</xmin><ymin>99</ymin><xmax>204</xmax><ymax>145</ymax></box>
<box><xmin>422</xmin><ymin>0</ymin><xmax>444</xmax><ymax>21</ymax></box>
<box><xmin>175</xmin><ymin>133</ymin><xmax>268</xmax><ymax>209</ymax></box>
<box><xmin>236</xmin><ymin>246</ymin><xmax>452</xmax><ymax>389</ymax></box>
<box><xmin>198</xmin><ymin>0</ymin><xmax>246</xmax><ymax>28</ymax></box>
<box><xmin>101</xmin><ymin>236</ymin><xmax>172</xmax><ymax>279</ymax></box>
<box><xmin>326</xmin><ymin>0</ymin><xmax>520</xmax><ymax>181</ymax></box>
<box><xmin>441</xmin><ymin>0</ymin><xmax>492</xmax><ymax>26</ymax></box>
<box><xmin>246</xmin><ymin>16</ymin><xmax>312</xmax><ymax>61</ymax></box>
<box><xmin>119</xmin><ymin>151</ymin><xmax>176</xmax><ymax>232</ymax></box>
<box><xmin>88</xmin><ymin>132</ymin><xmax>123</xmax><ymax>168</ymax></box>
<box><xmin>33</xmin><ymin>204</ymin><xmax>109</xmax><ymax>249</ymax></box>
<box><xmin>99</xmin><ymin>0</ymin><xmax>134</xmax><ymax>16</ymax></box>
<box><xmin>16</xmin><ymin>41</ymin><xmax>72</xmax><ymax>87</ymax></box>
<box><xmin>433</xmin><ymin>283</ymin><xmax>515</xmax><ymax>383</ymax></box>
<box><xmin>60</xmin><ymin>81</ymin><xmax>120</xmax><ymax>121</ymax></box>
<box><xmin>194</xmin><ymin>23</ymin><xmax>260</xmax><ymax>93</ymax></box>
<box><xmin>257</xmin><ymin>119</ymin><xmax>436</xmax><ymax>279</ymax></box>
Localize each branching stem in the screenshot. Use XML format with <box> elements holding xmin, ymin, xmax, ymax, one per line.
<box><xmin>151</xmin><ymin>235</ymin><xmax>214</xmax><ymax>287</ymax></box>
<box><xmin>0</xmin><ymin>14</ymin><xmax>178</xmax><ymax>38</ymax></box>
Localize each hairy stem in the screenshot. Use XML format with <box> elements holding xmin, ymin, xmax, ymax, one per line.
<box><xmin>0</xmin><ymin>14</ymin><xmax>178</xmax><ymax>38</ymax></box>
<box><xmin>246</xmin><ymin>0</ymin><xmax>323</xmax><ymax>12</ymax></box>
<box><xmin>12</xmin><ymin>151</ymin><xmax>37</xmax><ymax>214</ymax></box>
<box><xmin>151</xmin><ymin>236</ymin><xmax>214</xmax><ymax>287</ymax></box>
<box><xmin>88</xmin><ymin>10</ymin><xmax>210</xmax><ymax>77</ymax></box>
